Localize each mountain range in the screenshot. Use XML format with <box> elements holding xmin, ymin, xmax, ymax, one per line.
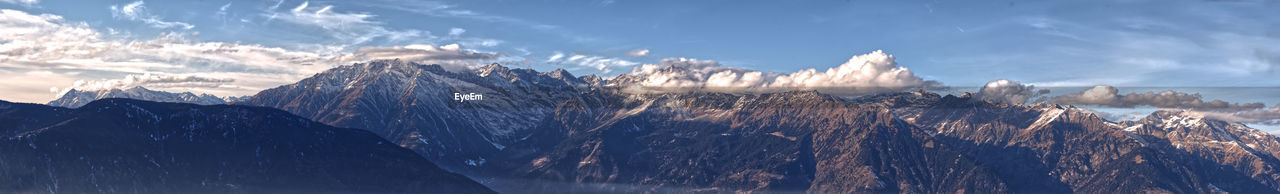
<box><xmin>16</xmin><ymin>59</ymin><xmax>1280</xmax><ymax>193</ymax></box>
<box><xmin>48</xmin><ymin>87</ymin><xmax>246</xmax><ymax>108</ymax></box>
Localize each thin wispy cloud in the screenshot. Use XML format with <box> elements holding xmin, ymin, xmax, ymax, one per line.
<box><xmin>449</xmin><ymin>28</ymin><xmax>466</xmax><ymax>36</ymax></box>
<box><xmin>626</xmin><ymin>49</ymin><xmax>649</xmax><ymax>57</ymax></box>
<box><xmin>0</xmin><ymin>0</ymin><xmax>38</xmax><ymax>7</ymax></box>
<box><xmin>334</xmin><ymin>43</ymin><xmax>500</xmax><ymax>71</ymax></box>
<box><xmin>109</xmin><ymin>1</ymin><xmax>195</xmax><ymax>30</ymax></box>
<box><xmin>372</xmin><ymin>0</ymin><xmax>559</xmax><ymax>31</ymax></box>
<box><xmin>270</xmin><ymin>1</ymin><xmax>424</xmax><ymax>45</ymax></box>
<box><xmin>366</xmin><ymin>0</ymin><xmax>611</xmax><ymax>46</ymax></box>
<box><xmin>546</xmin><ymin>52</ymin><xmax>638</xmax><ymax>73</ymax></box>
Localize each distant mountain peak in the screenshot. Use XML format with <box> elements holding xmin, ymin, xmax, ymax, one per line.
<box><xmin>47</xmin><ymin>86</ymin><xmax>229</xmax><ymax>108</ymax></box>
<box><xmin>478</xmin><ymin>62</ymin><xmax>511</xmax><ymax>77</ymax></box>
<box><xmin>542</xmin><ymin>68</ymin><xmax>573</xmax><ymax>79</ymax></box>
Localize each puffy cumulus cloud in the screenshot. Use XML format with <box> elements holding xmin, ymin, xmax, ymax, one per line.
<box><xmin>615</xmin><ymin>50</ymin><xmax>939</xmax><ymax>95</ymax></box>
<box><xmin>109</xmin><ymin>1</ymin><xmax>195</xmax><ymax>30</ymax></box>
<box><xmin>547</xmin><ymin>52</ymin><xmax>639</xmax><ymax>73</ymax></box>
<box><xmin>1050</xmin><ymin>85</ymin><xmax>1266</xmax><ymax>111</ymax></box>
<box><xmin>0</xmin><ymin>9</ymin><xmax>499</xmax><ymax>103</ymax></box>
<box><xmin>333</xmin><ymin>43</ymin><xmax>500</xmax><ymax>71</ymax></box>
<box><xmin>770</xmin><ymin>50</ymin><xmax>937</xmax><ymax>94</ymax></box>
<box><xmin>977</xmin><ymin>79</ymin><xmax>1050</xmax><ymax>105</ymax></box>
<box><xmin>53</xmin><ymin>73</ymin><xmax>235</xmax><ymax>97</ymax></box>
<box><xmin>271</xmin><ymin>1</ymin><xmax>423</xmax><ymax>44</ymax></box>
<box><xmin>622</xmin><ymin>57</ymin><xmax>738</xmax><ymax>89</ymax></box>
<box><xmin>626</xmin><ymin>48</ymin><xmax>649</xmax><ymax>57</ymax></box>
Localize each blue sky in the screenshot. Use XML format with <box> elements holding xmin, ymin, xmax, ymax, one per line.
<box><xmin>4</xmin><ymin>0</ymin><xmax>1276</xmax><ymax>83</ymax></box>
<box><xmin>0</xmin><ymin>0</ymin><xmax>1277</xmax><ymax>129</ymax></box>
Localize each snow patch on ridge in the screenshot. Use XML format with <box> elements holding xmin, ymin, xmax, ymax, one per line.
<box><xmin>1029</xmin><ymin>107</ymin><xmax>1066</xmax><ymax>129</ymax></box>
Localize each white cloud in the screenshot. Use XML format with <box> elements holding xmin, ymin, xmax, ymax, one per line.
<box><xmin>977</xmin><ymin>79</ymin><xmax>1049</xmax><ymax>105</ymax></box>
<box><xmin>613</xmin><ymin>50</ymin><xmax>938</xmax><ymax>95</ymax></box>
<box><xmin>1049</xmin><ymin>85</ymin><xmax>1266</xmax><ymax>111</ymax></box>
<box><xmin>333</xmin><ymin>43</ymin><xmax>499</xmax><ymax>71</ymax></box>
<box><xmin>546</xmin><ymin>52</ymin><xmax>639</xmax><ymax>73</ymax></box>
<box><xmin>270</xmin><ymin>1</ymin><xmax>423</xmax><ymax>44</ymax></box>
<box><xmin>215</xmin><ymin>2</ymin><xmax>232</xmax><ymax>18</ymax></box>
<box><xmin>458</xmin><ymin>38</ymin><xmax>502</xmax><ymax>47</ymax></box>
<box><xmin>109</xmin><ymin>1</ymin><xmax>195</xmax><ymax>30</ymax></box>
<box><xmin>1200</xmin><ymin>105</ymin><xmax>1280</xmax><ymax>125</ymax></box>
<box><xmin>449</xmin><ymin>28</ymin><xmax>466</xmax><ymax>36</ymax></box>
<box><xmin>371</xmin><ymin>0</ymin><xmax>559</xmax><ymax>31</ymax></box>
<box><xmin>54</xmin><ymin>73</ymin><xmax>235</xmax><ymax>97</ymax></box>
<box><xmin>0</xmin><ymin>9</ymin><xmax>499</xmax><ymax>103</ymax></box>
<box><xmin>546</xmin><ymin>53</ymin><xmax>564</xmax><ymax>62</ymax></box>
<box><xmin>0</xmin><ymin>0</ymin><xmax>37</xmax><ymax>7</ymax></box>
<box><xmin>626</xmin><ymin>48</ymin><xmax>649</xmax><ymax>57</ymax></box>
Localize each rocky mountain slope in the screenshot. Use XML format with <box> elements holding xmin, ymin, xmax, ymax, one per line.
<box><xmin>0</xmin><ymin>99</ymin><xmax>494</xmax><ymax>193</ymax></box>
<box><xmin>236</xmin><ymin>60</ymin><xmax>1280</xmax><ymax>193</ymax></box>
<box><xmin>236</xmin><ymin>60</ymin><xmax>584</xmax><ymax>173</ymax></box>
<box><xmin>877</xmin><ymin>91</ymin><xmax>1280</xmax><ymax>193</ymax></box>
<box><xmin>48</xmin><ymin>87</ymin><xmax>229</xmax><ymax>108</ymax></box>
<box><xmin>485</xmin><ymin>90</ymin><xmax>1008</xmax><ymax>193</ymax></box>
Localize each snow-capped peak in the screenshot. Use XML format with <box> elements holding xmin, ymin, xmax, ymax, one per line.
<box><xmin>1028</xmin><ymin>106</ymin><xmax>1067</xmax><ymax>129</ymax></box>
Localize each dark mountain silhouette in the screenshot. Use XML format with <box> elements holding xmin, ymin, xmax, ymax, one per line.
<box><xmin>0</xmin><ymin>99</ymin><xmax>495</xmax><ymax>193</ymax></box>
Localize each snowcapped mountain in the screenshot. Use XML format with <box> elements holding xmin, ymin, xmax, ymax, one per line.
<box><xmin>876</xmin><ymin>92</ymin><xmax>1280</xmax><ymax>193</ymax></box>
<box><xmin>48</xmin><ymin>86</ymin><xmax>228</xmax><ymax>108</ymax></box>
<box><xmin>0</xmin><ymin>99</ymin><xmax>495</xmax><ymax>193</ymax></box>
<box><xmin>236</xmin><ymin>59</ymin><xmax>1280</xmax><ymax>193</ymax></box>
<box><xmin>237</xmin><ymin>60</ymin><xmax>586</xmax><ymax>173</ymax></box>
<box><xmin>1121</xmin><ymin>110</ymin><xmax>1280</xmax><ymax>191</ymax></box>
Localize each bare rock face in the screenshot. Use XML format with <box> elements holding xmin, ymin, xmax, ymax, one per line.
<box><xmin>0</xmin><ymin>99</ymin><xmax>495</xmax><ymax>193</ymax></box>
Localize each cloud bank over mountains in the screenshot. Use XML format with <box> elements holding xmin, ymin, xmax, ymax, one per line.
<box><xmin>0</xmin><ymin>8</ymin><xmax>503</xmax><ymax>102</ymax></box>
<box><xmin>53</xmin><ymin>73</ymin><xmax>234</xmax><ymax>97</ymax></box>
<box><xmin>1202</xmin><ymin>106</ymin><xmax>1280</xmax><ymax>125</ymax></box>
<box><xmin>1035</xmin><ymin>85</ymin><xmax>1278</xmax><ymax>126</ymax></box>
<box><xmin>1050</xmin><ymin>85</ymin><xmax>1266</xmax><ymax>112</ymax></box>
<box><xmin>614</xmin><ymin>50</ymin><xmax>940</xmax><ymax>95</ymax></box>
<box><xmin>965</xmin><ymin>80</ymin><xmax>1280</xmax><ymax>126</ymax></box>
<box><xmin>334</xmin><ymin>44</ymin><xmax>500</xmax><ymax>71</ymax></box>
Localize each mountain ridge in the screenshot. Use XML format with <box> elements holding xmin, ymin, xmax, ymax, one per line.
<box><xmin>48</xmin><ymin>86</ymin><xmax>234</xmax><ymax>108</ymax></box>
